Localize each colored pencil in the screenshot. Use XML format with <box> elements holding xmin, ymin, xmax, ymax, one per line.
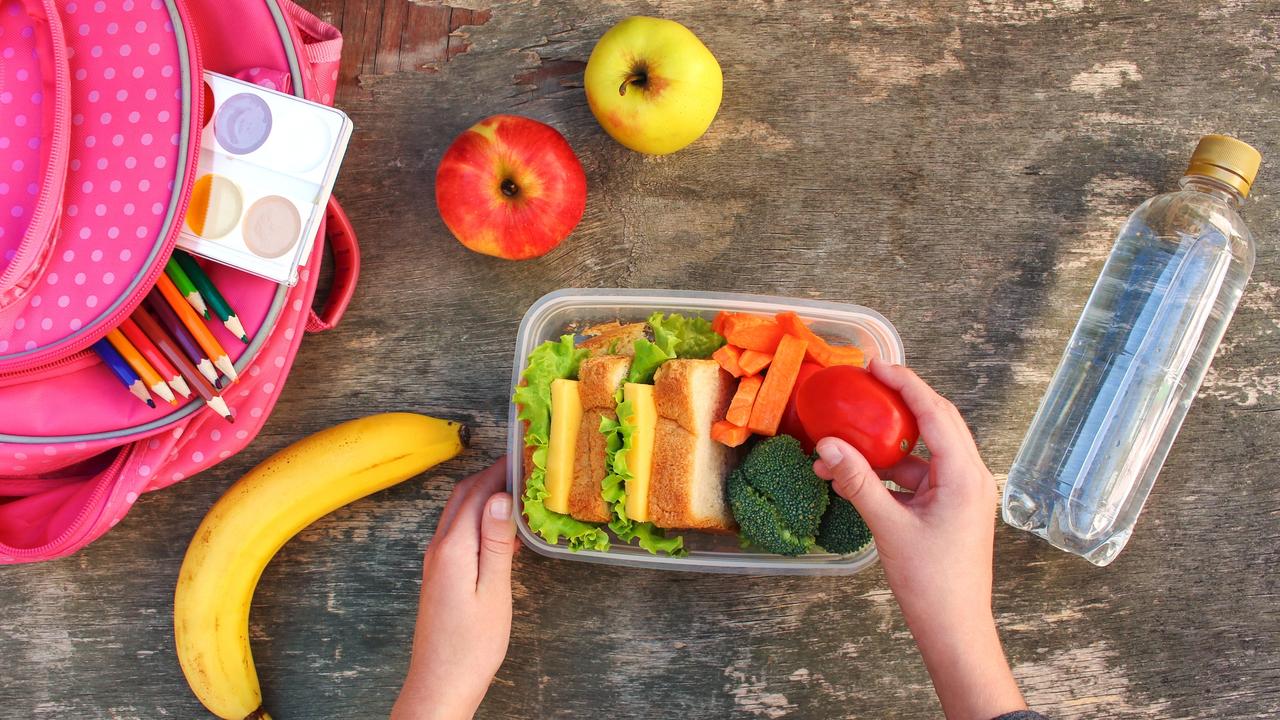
<box><xmin>105</xmin><ymin>328</ymin><xmax>176</xmax><ymax>405</ymax></box>
<box><xmin>144</xmin><ymin>292</ymin><xmax>221</xmax><ymax>387</ymax></box>
<box><xmin>174</xmin><ymin>251</ymin><xmax>247</xmax><ymax>343</ymax></box>
<box><xmin>131</xmin><ymin>307</ymin><xmax>234</xmax><ymax>423</ymax></box>
<box><xmin>165</xmin><ymin>257</ymin><xmax>209</xmax><ymax>319</ymax></box>
<box><xmin>154</xmin><ymin>274</ymin><xmax>238</xmax><ymax>383</ymax></box>
<box><xmin>119</xmin><ymin>317</ymin><xmax>191</xmax><ymax>399</ymax></box>
<box><xmin>91</xmin><ymin>338</ymin><xmax>155</xmax><ymax>408</ymax></box>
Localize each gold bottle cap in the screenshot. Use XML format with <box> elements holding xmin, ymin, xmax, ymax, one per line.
<box><xmin>1185</xmin><ymin>134</ymin><xmax>1262</xmax><ymax>198</ymax></box>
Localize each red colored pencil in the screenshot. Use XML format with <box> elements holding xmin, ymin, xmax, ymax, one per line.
<box><xmin>118</xmin><ymin>317</ymin><xmax>191</xmax><ymax>399</ymax></box>
<box><xmin>105</xmin><ymin>328</ymin><xmax>175</xmax><ymax>405</ymax></box>
<box><xmin>144</xmin><ymin>291</ymin><xmax>221</xmax><ymax>388</ymax></box>
<box><xmin>131</xmin><ymin>306</ymin><xmax>234</xmax><ymax>423</ymax></box>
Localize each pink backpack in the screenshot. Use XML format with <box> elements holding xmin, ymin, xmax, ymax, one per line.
<box><xmin>0</xmin><ymin>0</ymin><xmax>359</xmax><ymax>563</ymax></box>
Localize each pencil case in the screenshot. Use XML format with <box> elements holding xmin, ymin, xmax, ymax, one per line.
<box><xmin>0</xmin><ymin>0</ymin><xmax>359</xmax><ymax>563</ymax></box>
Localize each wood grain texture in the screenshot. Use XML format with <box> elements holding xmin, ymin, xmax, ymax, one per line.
<box><xmin>4</xmin><ymin>0</ymin><xmax>1280</xmax><ymax>718</ymax></box>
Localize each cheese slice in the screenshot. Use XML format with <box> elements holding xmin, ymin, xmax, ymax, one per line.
<box><xmin>544</xmin><ymin>378</ymin><xmax>582</xmax><ymax>514</ymax></box>
<box><xmin>622</xmin><ymin>382</ymin><xmax>657</xmax><ymax>522</ymax></box>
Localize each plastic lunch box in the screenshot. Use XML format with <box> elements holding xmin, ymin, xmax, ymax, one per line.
<box><xmin>506</xmin><ymin>289</ymin><xmax>906</xmax><ymax>575</ymax></box>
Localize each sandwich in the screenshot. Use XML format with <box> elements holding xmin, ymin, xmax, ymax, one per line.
<box><xmin>568</xmin><ymin>354</ymin><xmax>629</xmax><ymax>523</ymax></box>
<box><xmin>513</xmin><ymin>313</ymin><xmax>735</xmax><ymax>554</ymax></box>
<box><xmin>648</xmin><ymin>358</ymin><xmax>737</xmax><ymax>532</ymax></box>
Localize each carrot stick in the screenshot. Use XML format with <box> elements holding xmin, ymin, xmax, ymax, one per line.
<box><xmin>712</xmin><ymin>420</ymin><xmax>752</xmax><ymax>448</ymax></box>
<box><xmin>738</xmin><ymin>349</ymin><xmax>773</xmax><ymax>376</ymax></box>
<box><xmin>726</xmin><ymin>375</ymin><xmax>763</xmax><ymax>427</ymax></box>
<box><xmin>774</xmin><ymin>311</ymin><xmax>834</xmax><ymax>365</ymax></box>
<box><xmin>747</xmin><ymin>334</ymin><xmax>808</xmax><ymax>436</ymax></box>
<box><xmin>712</xmin><ymin>311</ymin><xmax>732</xmax><ymax>335</ymax></box>
<box><xmin>776</xmin><ymin>311</ymin><xmax>865</xmax><ymax>367</ymax></box>
<box><xmin>713</xmin><ymin>344</ymin><xmax>745</xmax><ymax>378</ymax></box>
<box><xmin>722</xmin><ymin>315</ymin><xmax>784</xmax><ymax>353</ymax></box>
<box><xmin>816</xmin><ymin>344</ymin><xmax>865</xmax><ymax>367</ymax></box>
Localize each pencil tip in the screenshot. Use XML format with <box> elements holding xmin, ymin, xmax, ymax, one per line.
<box><xmin>209</xmin><ymin>396</ymin><xmax>235</xmax><ymax>423</ymax></box>
<box><xmin>146</xmin><ymin>399</ymin><xmax>156</xmax><ymax>408</ymax></box>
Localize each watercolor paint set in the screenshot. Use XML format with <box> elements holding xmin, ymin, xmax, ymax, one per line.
<box><xmin>178</xmin><ymin>71</ymin><xmax>353</xmax><ymax>285</ymax></box>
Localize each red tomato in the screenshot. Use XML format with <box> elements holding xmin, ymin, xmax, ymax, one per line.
<box><xmin>797</xmin><ymin>365</ymin><xmax>919</xmax><ymax>468</ymax></box>
<box><xmin>777</xmin><ymin>362</ymin><xmax>823</xmax><ymax>453</ymax></box>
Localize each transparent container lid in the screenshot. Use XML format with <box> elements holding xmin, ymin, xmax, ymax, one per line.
<box><xmin>507</xmin><ymin>288</ymin><xmax>906</xmax><ymax>575</ymax></box>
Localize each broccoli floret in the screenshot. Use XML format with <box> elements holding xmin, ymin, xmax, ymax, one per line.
<box><xmin>728</xmin><ymin>435</ymin><xmax>830</xmax><ymax>556</ymax></box>
<box><xmin>727</xmin><ymin>470</ymin><xmax>812</xmax><ymax>556</ymax></box>
<box><xmin>816</xmin><ymin>487</ymin><xmax>873</xmax><ymax>554</ymax></box>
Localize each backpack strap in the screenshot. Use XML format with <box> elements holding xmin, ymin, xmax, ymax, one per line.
<box><xmin>306</xmin><ymin>197</ymin><xmax>359</xmax><ymax>333</ymax></box>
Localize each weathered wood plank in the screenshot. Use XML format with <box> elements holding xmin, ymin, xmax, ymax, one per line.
<box><xmin>3</xmin><ymin>0</ymin><xmax>1280</xmax><ymax>718</ymax></box>
<box><xmin>400</xmin><ymin>3</ymin><xmax>451</xmax><ymax>73</ymax></box>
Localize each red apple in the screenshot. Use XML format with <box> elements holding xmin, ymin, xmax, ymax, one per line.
<box><xmin>435</xmin><ymin>114</ymin><xmax>587</xmax><ymax>260</ymax></box>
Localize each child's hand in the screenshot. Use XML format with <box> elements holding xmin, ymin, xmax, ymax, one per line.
<box><xmin>813</xmin><ymin>360</ymin><xmax>1026</xmax><ymax>720</ymax></box>
<box><xmin>392</xmin><ymin>461</ymin><xmax>517</xmax><ymax>720</ymax></box>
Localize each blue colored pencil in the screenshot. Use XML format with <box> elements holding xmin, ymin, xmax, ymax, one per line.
<box><xmin>92</xmin><ymin>338</ymin><xmax>155</xmax><ymax>408</ymax></box>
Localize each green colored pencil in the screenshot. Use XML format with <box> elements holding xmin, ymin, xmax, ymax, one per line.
<box><xmin>174</xmin><ymin>251</ymin><xmax>248</xmax><ymax>343</ymax></box>
<box><xmin>165</xmin><ymin>258</ymin><xmax>208</xmax><ymax>319</ymax></box>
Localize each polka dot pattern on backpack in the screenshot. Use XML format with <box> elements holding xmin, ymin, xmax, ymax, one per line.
<box><xmin>0</xmin><ymin>0</ymin><xmax>195</xmax><ymax>360</ymax></box>
<box><xmin>0</xmin><ymin>0</ymin><xmax>52</xmax><ymax>278</ymax></box>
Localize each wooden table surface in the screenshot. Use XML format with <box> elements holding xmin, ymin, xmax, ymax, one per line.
<box><xmin>4</xmin><ymin>1</ymin><xmax>1280</xmax><ymax>718</ymax></box>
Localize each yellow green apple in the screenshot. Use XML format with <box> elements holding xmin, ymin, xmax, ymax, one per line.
<box><xmin>584</xmin><ymin>16</ymin><xmax>723</xmax><ymax>155</ymax></box>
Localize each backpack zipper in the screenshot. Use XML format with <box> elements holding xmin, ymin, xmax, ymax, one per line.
<box><xmin>0</xmin><ymin>444</ymin><xmax>133</xmax><ymax>558</ymax></box>
<box><xmin>0</xmin><ymin>0</ymin><xmax>71</xmax><ymax>295</ymax></box>
<box><xmin>0</xmin><ymin>347</ymin><xmax>95</xmax><ymax>388</ymax></box>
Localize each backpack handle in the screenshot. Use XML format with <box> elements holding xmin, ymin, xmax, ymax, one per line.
<box><xmin>306</xmin><ymin>197</ymin><xmax>360</xmax><ymax>333</ymax></box>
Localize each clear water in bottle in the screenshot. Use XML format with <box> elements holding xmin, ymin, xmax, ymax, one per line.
<box><xmin>1003</xmin><ymin>135</ymin><xmax>1260</xmax><ymax>566</ymax></box>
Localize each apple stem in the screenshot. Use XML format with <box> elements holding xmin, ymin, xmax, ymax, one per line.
<box><xmin>619</xmin><ymin>72</ymin><xmax>647</xmax><ymax>96</ymax></box>
<box><xmin>500</xmin><ymin>178</ymin><xmax>519</xmax><ymax>197</ymax></box>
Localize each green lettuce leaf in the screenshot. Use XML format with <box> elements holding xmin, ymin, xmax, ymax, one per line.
<box><xmin>626</xmin><ymin>339</ymin><xmax>672</xmax><ymax>385</ymax></box>
<box><xmin>600</xmin><ymin>398</ymin><xmax>686</xmax><ymax>557</ymax></box>
<box><xmin>626</xmin><ymin>312</ymin><xmax>727</xmax><ymax>385</ymax></box>
<box><xmin>513</xmin><ymin>336</ymin><xmax>610</xmax><ymax>552</ymax></box>
<box><xmin>648</xmin><ymin>312</ymin><xmax>725</xmax><ymax>359</ymax></box>
<box><xmin>513</xmin><ymin>335</ymin><xmax>585</xmax><ymax>445</ymax></box>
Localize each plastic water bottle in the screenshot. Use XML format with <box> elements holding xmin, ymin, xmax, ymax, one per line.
<box><xmin>1002</xmin><ymin>135</ymin><xmax>1261</xmax><ymax>566</ymax></box>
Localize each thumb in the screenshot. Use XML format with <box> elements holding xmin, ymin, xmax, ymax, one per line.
<box><xmin>477</xmin><ymin>492</ymin><xmax>517</xmax><ymax>594</ymax></box>
<box><xmin>814</xmin><ymin>438</ymin><xmax>906</xmax><ymax>536</ymax></box>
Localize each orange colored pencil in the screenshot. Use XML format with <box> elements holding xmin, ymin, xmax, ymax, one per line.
<box><xmin>105</xmin><ymin>328</ymin><xmax>176</xmax><ymax>405</ymax></box>
<box><xmin>119</xmin><ymin>317</ymin><xmax>191</xmax><ymax>399</ymax></box>
<box><xmin>131</xmin><ymin>306</ymin><xmax>234</xmax><ymax>423</ymax></box>
<box><xmin>144</xmin><ymin>291</ymin><xmax>220</xmax><ymax>387</ymax></box>
<box><xmin>153</xmin><ymin>275</ymin><xmax>238</xmax><ymax>383</ymax></box>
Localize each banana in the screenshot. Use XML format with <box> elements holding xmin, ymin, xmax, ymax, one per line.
<box><xmin>174</xmin><ymin>412</ymin><xmax>468</xmax><ymax>719</ymax></box>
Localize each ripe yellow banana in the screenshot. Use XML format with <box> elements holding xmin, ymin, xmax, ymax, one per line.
<box><xmin>174</xmin><ymin>412</ymin><xmax>468</xmax><ymax>719</ymax></box>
